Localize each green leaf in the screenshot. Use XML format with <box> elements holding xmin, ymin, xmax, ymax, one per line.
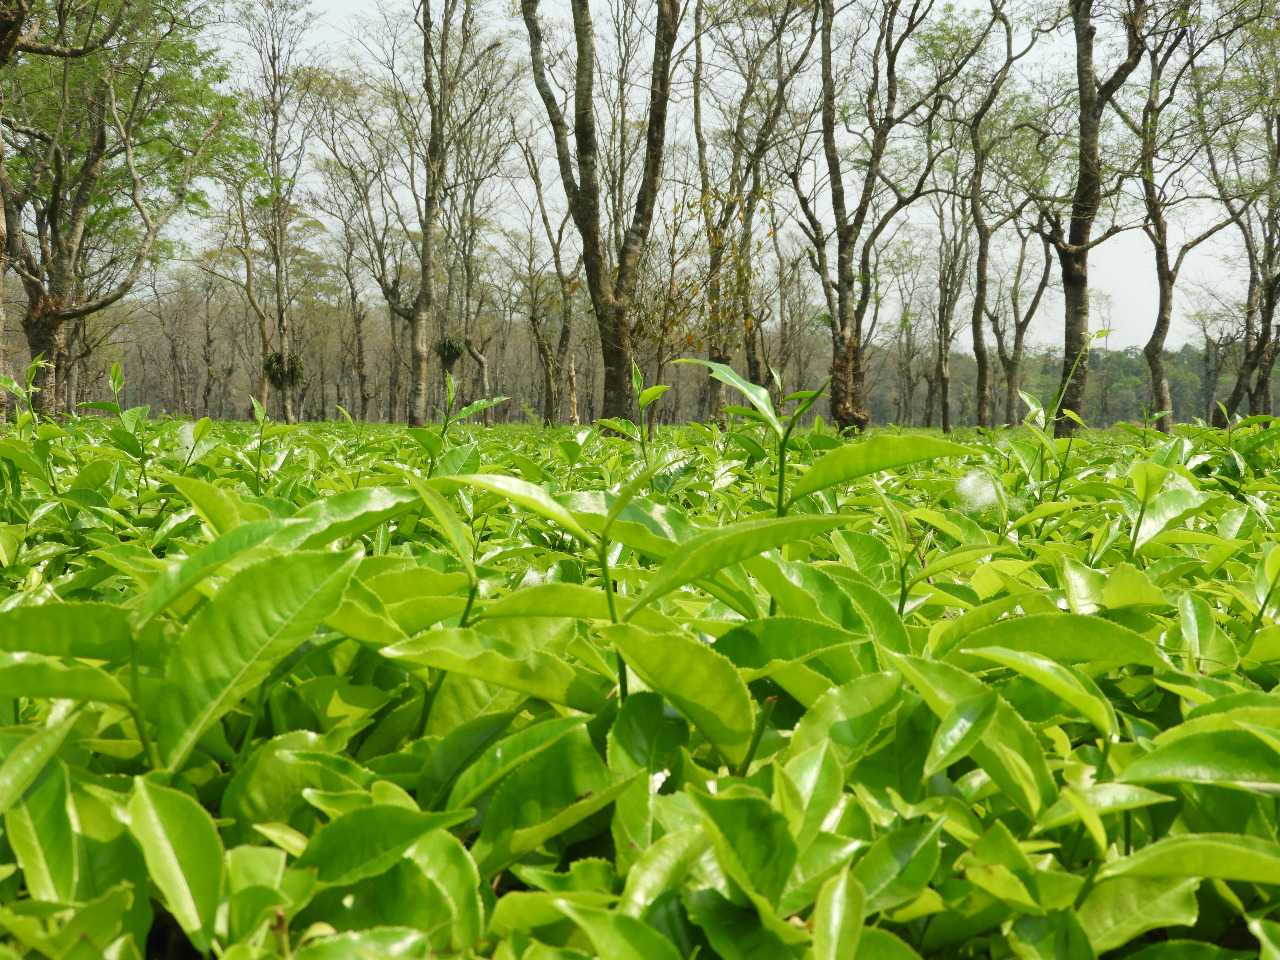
<box><xmin>789</xmin><ymin>673</ymin><xmax>903</xmax><ymax>768</ymax></box>
<box><xmin>852</xmin><ymin>819</ymin><xmax>943</xmax><ymax>914</ymax></box>
<box><xmin>1036</xmin><ymin>783</ymin><xmax>1173</xmax><ymax>832</ymax></box>
<box><xmin>1009</xmin><ymin>911</ymin><xmax>1096</xmax><ymax>960</ymax></box>
<box><xmin>685</xmin><ymin>887</ymin><xmax>799</xmax><ymax>958</ymax></box>
<box><xmin>1097</xmin><ymin>834</ymin><xmax>1280</xmax><ymax>884</ymax></box>
<box><xmin>789</xmin><ymin>435</ymin><xmax>973</xmax><ymax>501</ymax></box>
<box><xmin>294</xmin><ymin>928</ymin><xmax>433</xmax><ymax>959</ymax></box>
<box><xmin>0</xmin><ymin>711</ymin><xmax>79</xmax><ymax>817</ymax></box>
<box><xmin>923</xmin><ymin>692</ymin><xmax>997</xmax><ymax>777</ymax></box>
<box><xmin>1120</xmin><ymin>729</ymin><xmax>1280</xmax><ymax>793</ymax></box>
<box><xmin>638</xmin><ymin>385</ymin><xmax>670</xmax><ymax>411</ymax></box>
<box><xmin>609</xmin><ymin>691</ymin><xmax>689</xmax><ymax>775</ymax></box>
<box><xmin>813</xmin><ymin>867</ymin><xmax>864</xmax><ymax>960</ymax></box>
<box><xmin>606</xmin><ymin>624</ymin><xmax>754</xmax><ymax>767</ymax></box>
<box><xmin>692</xmin><ymin>790</ymin><xmax>797</xmax><ymax>908</ymax></box>
<box><xmin>170</xmin><ymin>475</ymin><xmax>247</xmax><ymax>535</ymax></box>
<box><xmin>126</xmin><ymin>777</ymin><xmax>224</xmax><ymax>954</ymax></box>
<box><xmin>407</xmin><ymin>479</ymin><xmax>475</xmax><ymax>581</ymax></box>
<box><xmin>455</xmin><ymin>396</ymin><xmax>509</xmax><ymax>422</ymax></box>
<box><xmin>1134</xmin><ymin>488</ymin><xmax>1210</xmax><ymax>552</ymax></box>
<box><xmin>382</xmin><ymin>627</ymin><xmax>607</xmax><ymax>713</ymax></box>
<box><xmin>444</xmin><ymin>474</ymin><xmax>595</xmax><ymax>544</ymax></box>
<box><xmin>891</xmin><ymin>654</ymin><xmax>1055</xmax><ymax>816</ymax></box>
<box><xmin>628</xmin><ymin>515</ymin><xmax>854</xmax><ymax>613</ymax></box>
<box><xmin>1078</xmin><ymin>877</ymin><xmax>1200</xmax><ymax>953</ymax></box>
<box><xmin>155</xmin><ymin>548</ymin><xmax>361</xmax><ymax>770</ymax></box>
<box><xmin>286</xmin><ymin>487</ymin><xmax>420</xmax><ymax>549</ymax></box>
<box><xmin>677</xmin><ymin>359</ymin><xmax>782</xmax><ymax>436</ymax></box>
<box><xmin>967</xmin><ymin>646</ymin><xmax>1118</xmax><ymax>738</ymax></box>
<box><xmin>0</xmin><ymin>653</ymin><xmax>130</xmax><ymax>704</ymax></box>
<box><xmin>1178</xmin><ymin>592</ymin><xmax>1235</xmax><ymax>673</ymax></box>
<box><xmin>407</xmin><ymin>427</ymin><xmax>443</xmax><ymax>457</ymax></box>
<box><xmin>618</xmin><ymin>828</ymin><xmax>710</xmax><ymax>917</ymax></box>
<box><xmin>417</xmin><ymin>712</ymin><xmax>519</xmax><ymax>809</ymax></box>
<box><xmin>6</xmin><ymin>763</ymin><xmax>76</xmax><ymax>902</ymax></box>
<box><xmin>448</xmin><ymin>717</ymin><xmax>585</xmax><ymax>809</ymax></box>
<box><xmin>0</xmin><ymin>603</ymin><xmax>133</xmax><ymax>660</ymax></box>
<box><xmin>295</xmin><ymin>805</ymin><xmax>471</xmax><ymax>886</ymax></box>
<box><xmin>552</xmin><ymin>899</ymin><xmax>682</xmax><ymax>960</ymax></box>
<box><xmin>909</xmin><ymin>544</ymin><xmax>1015</xmax><ymax>587</ymax></box>
<box><xmin>406</xmin><ymin>830</ymin><xmax>484</xmax><ymax>951</ymax></box>
<box><xmin>132</xmin><ymin>520</ymin><xmax>289</xmax><ymax>628</ymax></box>
<box><xmin>596</xmin><ymin>417</ymin><xmax>640</xmax><ymax>441</ymax></box>
<box><xmin>1251</xmin><ymin>918</ymin><xmax>1280</xmax><ymax>960</ymax></box>
<box><xmin>938</xmin><ymin>613</ymin><xmax>1168</xmax><ymax>667</ymax></box>
<box><xmin>471</xmin><ymin>726</ymin><xmax>636</xmax><ymax>875</ymax></box>
<box><xmin>856</xmin><ymin>928</ymin><xmax>924</xmax><ymax>959</ymax></box>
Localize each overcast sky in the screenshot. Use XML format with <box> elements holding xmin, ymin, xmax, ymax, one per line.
<box><xmin>303</xmin><ymin>0</ymin><xmax>1236</xmax><ymax>351</ymax></box>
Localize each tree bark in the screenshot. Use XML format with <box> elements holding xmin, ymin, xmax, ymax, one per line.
<box><xmin>567</xmin><ymin>352</ymin><xmax>580</xmax><ymax>426</ymax></box>
<box><xmin>522</xmin><ymin>0</ymin><xmax>681</xmax><ymax>422</ymax></box>
<box><xmin>1051</xmin><ymin>0</ymin><xmax>1146</xmax><ymax>437</ymax></box>
<box><xmin>1143</xmin><ymin>250</ymin><xmax>1175</xmax><ymax>431</ymax></box>
<box><xmin>386</xmin><ymin>303</ymin><xmax>401</xmax><ymax>423</ymax></box>
<box><xmin>830</xmin><ymin>332</ymin><xmax>869</xmax><ymax>431</ymax></box>
<box><xmin>465</xmin><ymin>338</ymin><xmax>493</xmax><ymax>425</ymax></box>
<box><xmin>351</xmin><ymin>299</ymin><xmax>370</xmax><ymax>421</ymax></box>
<box><xmin>22</xmin><ymin>310</ymin><xmax>67</xmax><ymax>415</ymax></box>
<box><xmin>937</xmin><ymin>337</ymin><xmax>951</xmax><ymax>433</ymax></box>
<box><xmin>1057</xmin><ymin>244</ymin><xmax>1091</xmax><ymax>425</ymax></box>
<box><xmin>0</xmin><ymin>264</ymin><xmax>8</xmax><ymax>423</ymax></box>
<box><xmin>965</xmin><ymin>11</ymin><xmax>1023</xmax><ymax>430</ymax></box>
<box><xmin>971</xmin><ymin>225</ymin><xmax>992</xmax><ymax>429</ymax></box>
<box><xmin>1004</xmin><ymin>350</ymin><xmax>1022</xmax><ymax>426</ymax></box>
<box><xmin>408</xmin><ymin>302</ymin><xmax>432</xmax><ymax>426</ymax></box>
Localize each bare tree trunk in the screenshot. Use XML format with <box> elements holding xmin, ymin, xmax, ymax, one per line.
<box><xmin>568</xmin><ymin>350</ymin><xmax>583</xmax><ymax>427</ymax></box>
<box><xmin>387</xmin><ymin>303</ymin><xmax>401</xmax><ymax>423</ymax></box>
<box><xmin>971</xmin><ymin>230</ymin><xmax>992</xmax><ymax>428</ymax></box>
<box><xmin>1057</xmin><ymin>246</ymin><xmax>1091</xmax><ymax>425</ymax></box>
<box><xmin>522</xmin><ymin>0</ymin><xmax>681</xmax><ymax>423</ymax></box>
<box><xmin>937</xmin><ymin>340</ymin><xmax>951</xmax><ymax>433</ymax></box>
<box><xmin>1218</xmin><ymin>268</ymin><xmax>1262</xmax><ymax>424</ymax></box>
<box><xmin>1250</xmin><ymin>287</ymin><xmax>1279</xmax><ymax>415</ymax></box>
<box><xmin>465</xmin><ymin>337</ymin><xmax>493</xmax><ymax>425</ymax></box>
<box><xmin>1143</xmin><ymin>254</ymin><xmax>1175</xmax><ymax>430</ymax></box>
<box><xmin>965</xmin><ymin>11</ymin><xmax>1022</xmax><ymax>430</ymax></box>
<box><xmin>354</xmin><ymin>307</ymin><xmax>370</xmax><ymax>421</ymax></box>
<box><xmin>23</xmin><ymin>308</ymin><xmax>68</xmax><ymax>415</ymax></box>
<box><xmin>0</xmin><ymin>269</ymin><xmax>7</xmax><ymax>423</ymax></box>
<box><xmin>409</xmin><ymin>303</ymin><xmax>431</xmax><ymax>426</ymax></box>
<box><xmin>275</xmin><ymin>252</ymin><xmax>295</xmax><ymax>424</ymax></box>
<box><xmin>202</xmin><ymin>299</ymin><xmax>215</xmax><ymax>418</ymax></box>
<box><xmin>540</xmin><ymin>350</ymin><xmax>558</xmax><ymax>423</ymax></box>
<box><xmin>830</xmin><ymin>332</ymin><xmax>869</xmax><ymax>431</ymax></box>
<box><xmin>1004</xmin><ymin>350</ymin><xmax>1022</xmax><ymax>426</ymax></box>
<box><xmin>1051</xmin><ymin>0</ymin><xmax>1145</xmax><ymax>437</ymax></box>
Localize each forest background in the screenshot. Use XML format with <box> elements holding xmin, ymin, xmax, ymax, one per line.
<box><xmin>0</xmin><ymin>0</ymin><xmax>1274</xmax><ymax>434</ymax></box>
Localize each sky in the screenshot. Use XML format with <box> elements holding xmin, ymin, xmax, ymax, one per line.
<box><xmin>303</xmin><ymin>0</ymin><xmax>1236</xmax><ymax>352</ymax></box>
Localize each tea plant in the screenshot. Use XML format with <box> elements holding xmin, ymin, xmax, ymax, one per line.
<box><xmin>1</xmin><ymin>394</ymin><xmax>1280</xmax><ymax>958</ymax></box>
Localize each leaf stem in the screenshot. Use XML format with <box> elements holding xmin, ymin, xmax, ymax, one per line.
<box><xmin>417</xmin><ymin>671</ymin><xmax>446</xmax><ymax>741</ymax></box>
<box><xmin>735</xmin><ymin>696</ymin><xmax>776</xmax><ymax>778</ymax></box>
<box><xmin>459</xmin><ymin>582</ymin><xmax>478</xmax><ymax>627</ymax></box>
<box><xmin>1246</xmin><ymin>573</ymin><xmax>1280</xmax><ymax>652</ymax></box>
<box><xmin>129</xmin><ymin>635</ymin><xmax>160</xmax><ymax>770</ymax></box>
<box><xmin>598</xmin><ymin>538</ymin><xmax>627</xmax><ymax>700</ymax></box>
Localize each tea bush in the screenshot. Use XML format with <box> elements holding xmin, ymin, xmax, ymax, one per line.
<box><xmin>1</xmin><ymin>383</ymin><xmax>1280</xmax><ymax>957</ymax></box>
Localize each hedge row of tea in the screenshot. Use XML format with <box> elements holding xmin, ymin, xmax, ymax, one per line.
<box><xmin>4</xmin><ymin>380</ymin><xmax>1280</xmax><ymax>957</ymax></box>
